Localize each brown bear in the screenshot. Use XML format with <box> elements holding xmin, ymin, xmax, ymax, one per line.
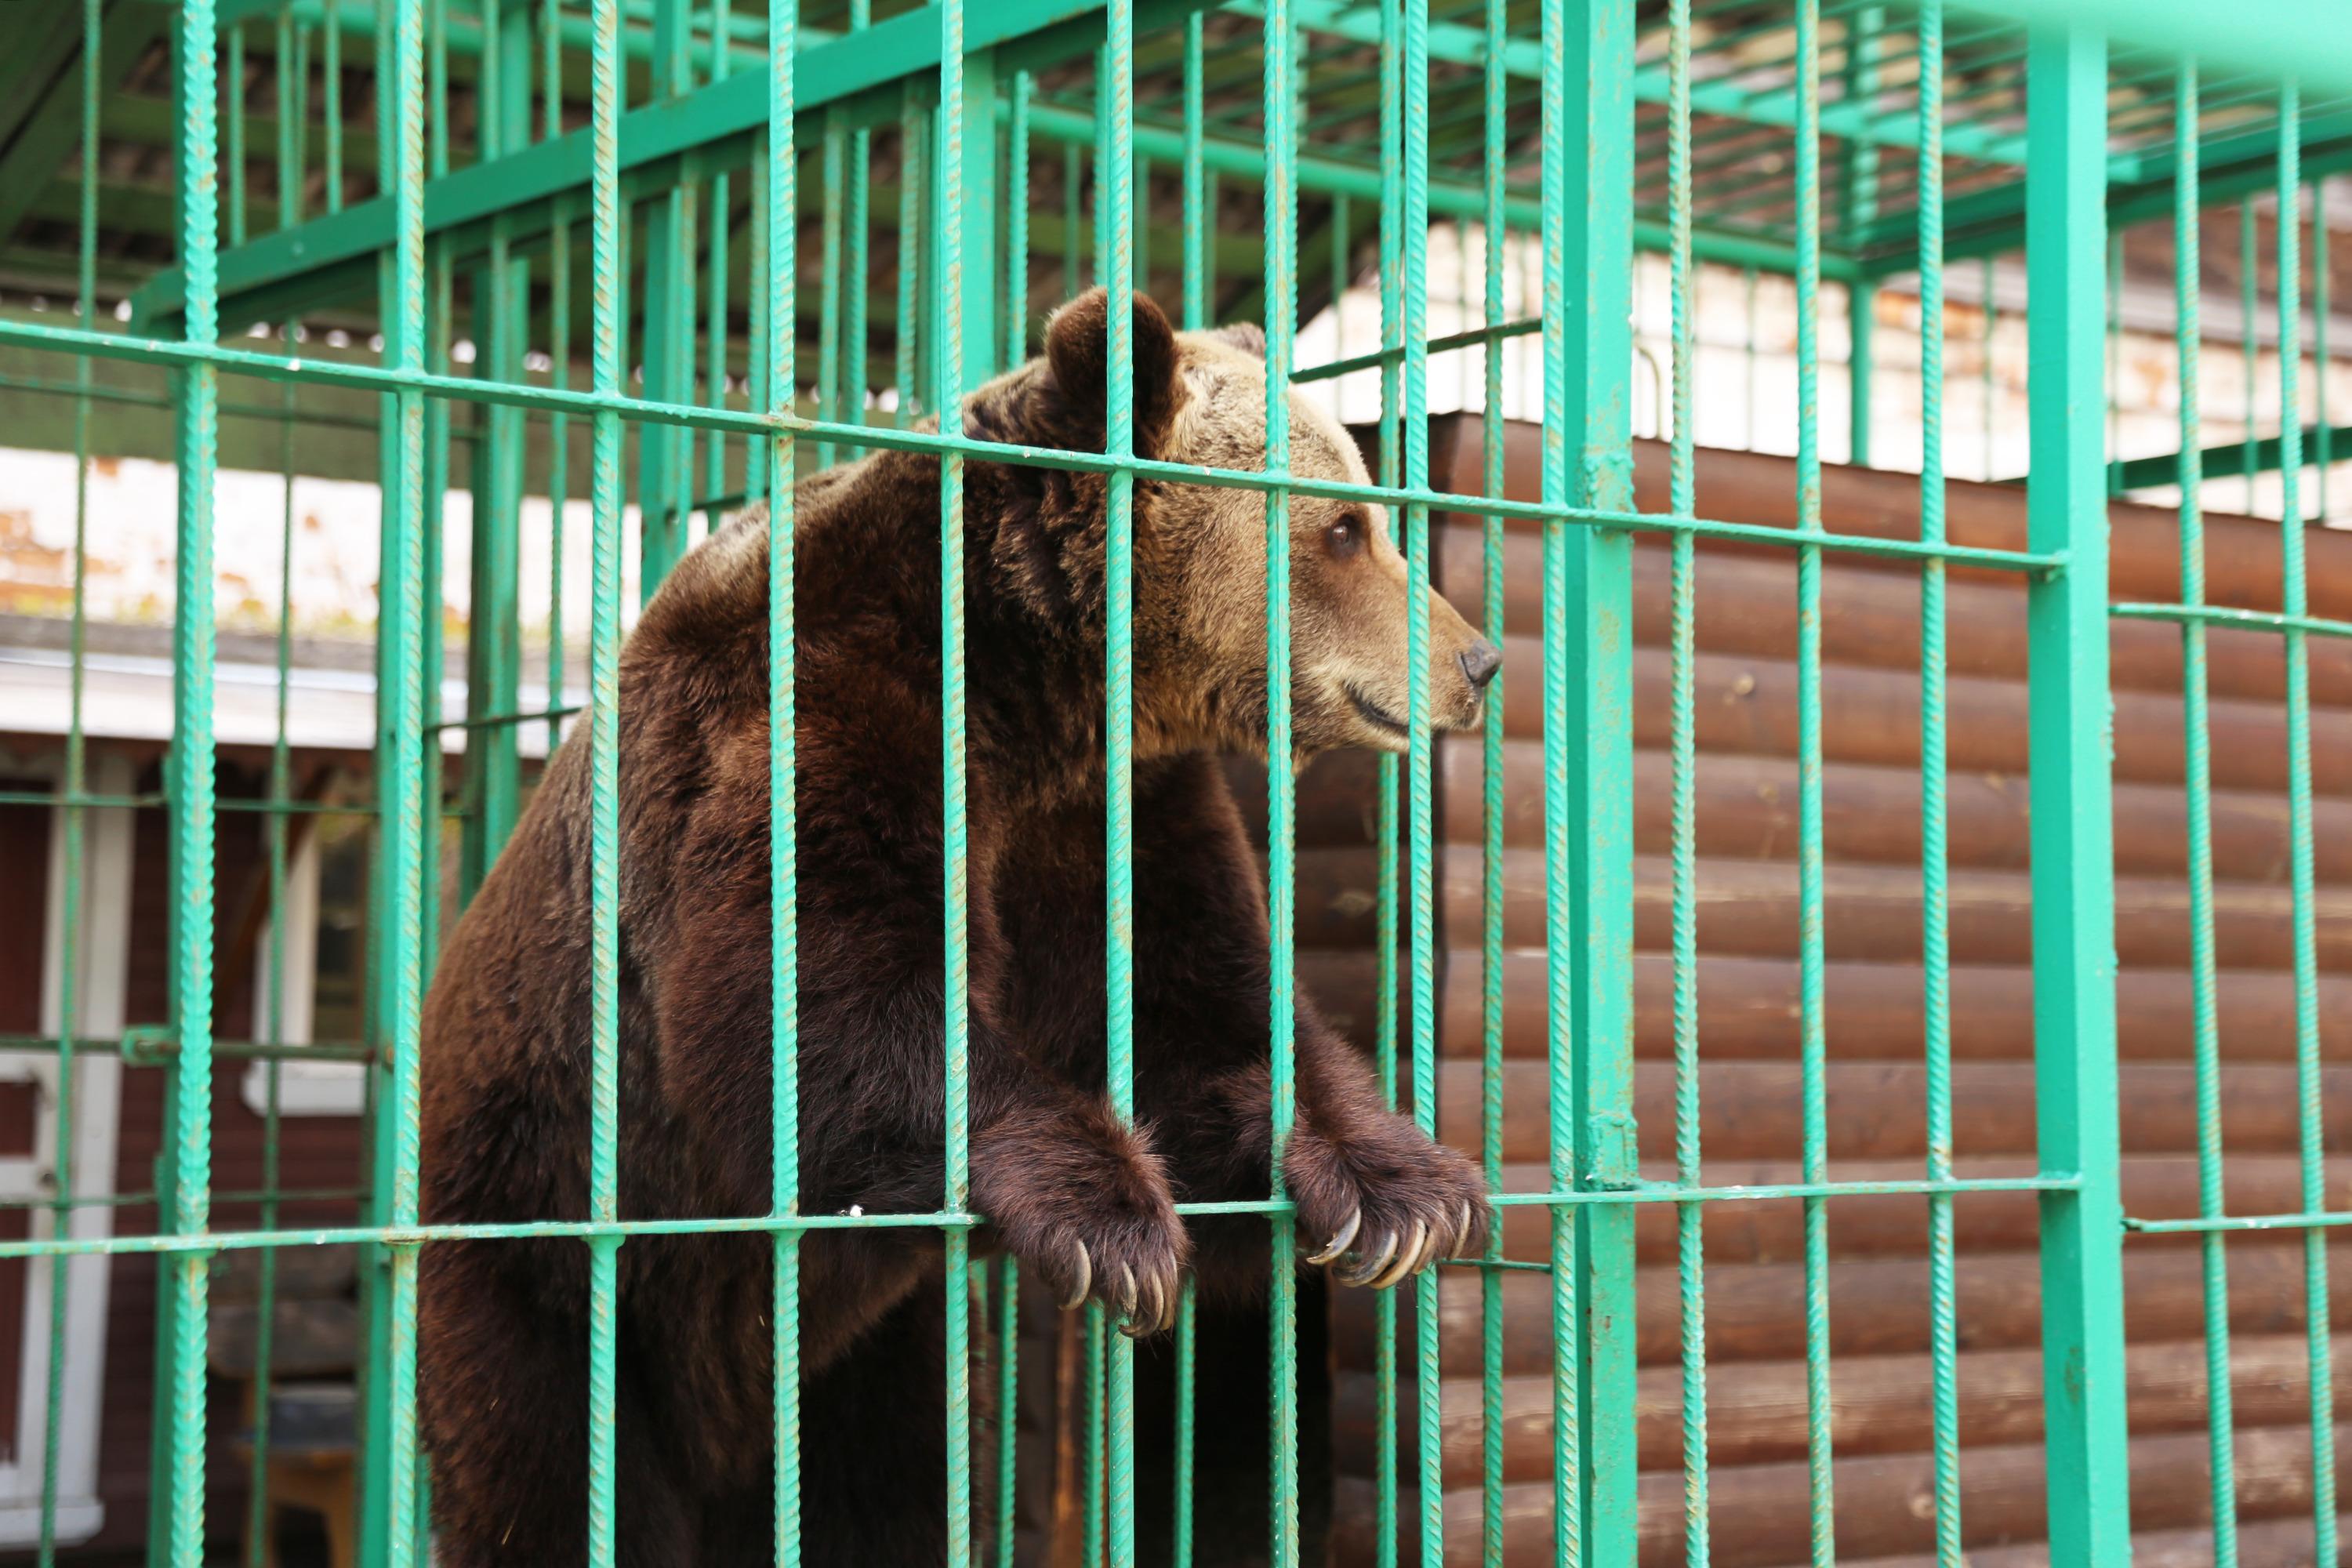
<box><xmin>416</xmin><ymin>288</ymin><xmax>1500</xmax><ymax>1566</ymax></box>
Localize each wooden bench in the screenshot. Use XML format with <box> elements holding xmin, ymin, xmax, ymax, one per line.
<box><xmin>208</xmin><ymin>1244</ymin><xmax>361</xmax><ymax>1568</ymax></box>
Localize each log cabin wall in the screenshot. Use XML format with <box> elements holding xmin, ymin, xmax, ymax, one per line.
<box><xmin>1324</xmin><ymin>415</ymin><xmax>2352</xmax><ymax>1566</ymax></box>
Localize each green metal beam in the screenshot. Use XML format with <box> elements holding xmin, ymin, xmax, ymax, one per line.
<box><xmin>0</xmin><ymin>1</ymin><xmax>171</xmax><ymax>249</ymax></box>
<box><xmin>129</xmin><ymin>0</ymin><xmax>1209</xmax><ymax>329</ymax></box>
<box><xmin>1247</xmin><ymin>0</ymin><xmax>2045</xmax><ymax>169</ymax></box>
<box><xmin>2023</xmin><ymin>22</ymin><xmax>2132</xmax><ymax>1566</ymax></box>
<box><xmin>2104</xmin><ymin>423</ymin><xmax>2352</xmax><ymax>493</ymax></box>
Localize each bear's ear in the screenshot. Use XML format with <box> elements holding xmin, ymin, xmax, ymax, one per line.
<box><xmin>1201</xmin><ymin>321</ymin><xmax>1266</xmax><ymax>358</ymax></box>
<box><xmin>1043</xmin><ymin>287</ymin><xmax>1185</xmax><ymax>459</ymax></box>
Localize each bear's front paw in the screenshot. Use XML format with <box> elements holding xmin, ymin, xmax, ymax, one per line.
<box><xmin>1284</xmin><ymin>1115</ymin><xmax>1492</xmax><ymax>1290</ymax></box>
<box><xmin>975</xmin><ymin>1111</ymin><xmax>1188</xmax><ymax>1339</ymax></box>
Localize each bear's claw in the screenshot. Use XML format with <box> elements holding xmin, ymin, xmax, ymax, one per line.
<box><xmin>1058</xmin><ymin>1243</ymin><xmax>1093</xmax><ymax>1312</ymax></box>
<box><xmin>1338</xmin><ymin>1230</ymin><xmax>1399</xmax><ymax>1287</ymax></box>
<box><xmin>1305</xmin><ymin>1207</ymin><xmax>1360</xmax><ymax>1267</ymax></box>
<box><xmin>1371</xmin><ymin>1221</ymin><xmax>1428</xmax><ymax>1290</ymax></box>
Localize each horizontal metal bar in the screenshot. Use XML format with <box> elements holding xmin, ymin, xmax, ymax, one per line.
<box><xmin>2126</xmin><ymin>1210</ymin><xmax>2352</xmax><ymax>1236</ymax></box>
<box><xmin>2111</xmin><ymin>602</ymin><xmax>2352</xmax><ymax>640</ymax></box>
<box><xmin>0</xmin><ymin>319</ymin><xmax>2065</xmax><ymax>572</ymax></box>
<box><xmin>0</xmin><ymin>1187</ymin><xmax>368</xmax><ymax>1213</ymax></box>
<box><xmin>0</xmin><ymin>372</ymin><xmax>420</xmax><ymax>434</ymax></box>
<box><xmin>0</xmin><ymin>790</ymin><xmax>379</xmax><ymax>816</ymax></box>
<box><xmin>423</xmin><ymin>704</ymin><xmax>583</xmax><ymax>734</ymax></box>
<box><xmin>0</xmin><ymin>1034</ymin><xmax>378</xmax><ymax>1064</ymax></box>
<box><xmin>1489</xmin><ymin>1175</ymin><xmax>2082</xmax><ymax>1206</ymax></box>
<box><xmin>0</xmin><ymin>1210</ymin><xmax>989</xmax><ymax>1261</ymax></box>
<box><xmin>2109</xmin><ymin>421</ymin><xmax>2352</xmax><ymax>492</ymax></box>
<box><xmin>1291</xmin><ymin>314</ymin><xmax>1541</xmax><ymax>385</ymax></box>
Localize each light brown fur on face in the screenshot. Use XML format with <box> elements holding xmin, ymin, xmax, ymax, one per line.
<box><xmin>1133</xmin><ymin>324</ymin><xmax>1499</xmax><ymax>759</ymax></box>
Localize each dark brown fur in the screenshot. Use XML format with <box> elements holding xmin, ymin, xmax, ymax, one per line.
<box><xmin>417</xmin><ymin>290</ymin><xmax>1493</xmax><ymax>1566</ymax></box>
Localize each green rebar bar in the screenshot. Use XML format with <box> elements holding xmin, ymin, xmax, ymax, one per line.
<box><xmin>1174</xmin><ymin>29</ymin><xmax>1204</xmax><ymax>1565</ymax></box>
<box><xmin>938</xmin><ymin>5</ymin><xmax>976</xmax><ymax>1562</ymax></box>
<box><xmin>2172</xmin><ymin>64</ymin><xmax>2241</xmax><ymax>1568</ymax></box>
<box><xmin>1914</xmin><ymin>5</ymin><xmax>1964</xmax><ymax>1562</ymax></box>
<box><xmin>2274</xmin><ymin>83</ymin><xmax>2339</xmax><ymax>1568</ymax></box>
<box><xmin>1666</xmin><ymin>0</ymin><xmax>1710</xmax><ymax>1559</ymax></box>
<box><xmin>38</xmin><ymin>5</ymin><xmax>103</xmax><ymax>1557</ymax></box>
<box><xmin>1478</xmin><ymin>0</ymin><xmax>1508</xmax><ymax>1554</ymax></box>
<box><xmin>583</xmin><ymin>0</ymin><xmax>627</xmax><ymax>1559</ymax></box>
<box><xmin>2244</xmin><ymin>199</ymin><xmax>2260</xmax><ymax>516</ymax></box>
<box><xmin>1261</xmin><ymin>0</ymin><xmax>1301</xmax><ymax>1558</ymax></box>
<box><xmin>1103</xmin><ymin>0</ymin><xmax>1140</xmax><ymax>1554</ymax></box>
<box><xmin>1396</xmin><ymin>0</ymin><xmax>1441</xmax><ymax>1559</ymax></box>
<box><xmin>163</xmin><ymin>0</ymin><xmax>229</xmax><ymax>1553</ymax></box>
<box><xmin>1791</xmin><ymin>5</ymin><xmax>1836</xmax><ymax>1560</ymax></box>
<box><xmin>900</xmin><ymin>97</ymin><xmax>924</xmax><ymax>419</ymax></box>
<box><xmin>1008</xmin><ymin>68</ymin><xmax>1030</xmax><ymax>368</ymax></box>
<box><xmin>766</xmin><ymin>4</ymin><xmax>803</xmax><ymax>1564</ymax></box>
<box><xmin>1374</xmin><ymin>2</ymin><xmax>1403</xmax><ymax>1545</ymax></box>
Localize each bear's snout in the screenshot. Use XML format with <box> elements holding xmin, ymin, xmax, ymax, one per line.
<box><xmin>1457</xmin><ymin>637</ymin><xmax>1502</xmax><ymax>691</ymax></box>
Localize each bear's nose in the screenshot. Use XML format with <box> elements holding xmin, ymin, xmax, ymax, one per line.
<box><xmin>1458</xmin><ymin>637</ymin><xmax>1503</xmax><ymax>691</ymax></box>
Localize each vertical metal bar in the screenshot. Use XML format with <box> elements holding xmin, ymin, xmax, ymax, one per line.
<box><xmin>1791</xmin><ymin>6</ymin><xmax>1836</xmax><ymax>1560</ymax></box>
<box><xmin>324</xmin><ymin>0</ymin><xmax>342</xmax><ymax>212</ymax></box>
<box><xmin>1103</xmin><ymin>0</ymin><xmax>1139</xmax><ymax>1556</ymax></box>
<box><xmin>584</xmin><ymin>0</ymin><xmax>628</xmax><ymax>1557</ymax></box>
<box><xmin>1844</xmin><ymin>8</ymin><xmax>1879</xmax><ymax>469</ymax></box>
<box><xmin>1397</xmin><ymin>2</ymin><xmax>1443</xmax><ymax>1562</ymax></box>
<box><xmin>1374</xmin><ymin>0</ymin><xmax>1402</xmax><ymax>1553</ymax></box>
<box><xmin>637</xmin><ymin>0</ymin><xmax>694</xmax><ymax>593</ymax></box>
<box><xmin>1181</xmin><ymin>15</ymin><xmax>1203</xmax><ymax>335</ymax></box>
<box><xmin>2274</xmin><ymin>85</ymin><xmax>2338</xmax><ymax>1568</ymax></box>
<box><xmin>276</xmin><ymin>9</ymin><xmax>299</xmax><ymax>231</ymax></box>
<box><xmin>2317</xmin><ymin>180</ymin><xmax>2332</xmax><ymax>522</ymax></box>
<box><xmin>1008</xmin><ymin>67</ymin><xmax>1030</xmax><ymax>368</ymax></box>
<box><xmin>938</xmin><ymin>16</ymin><xmax>997</xmax><ymax>1566</ymax></box>
<box><xmin>164</xmin><ymin>0</ymin><xmax>228</xmax><ymax>1551</ymax></box>
<box><xmin>2026</xmin><ymin>27</ymin><xmax>2132</xmax><ymax>1566</ymax></box>
<box><xmin>1664</xmin><ymin>0</ymin><xmax>1708</xmax><ymax>1560</ymax></box>
<box><xmin>1546</xmin><ymin>0</ymin><xmax>1638</xmax><ymax>1559</ymax></box>
<box><xmin>373</xmin><ymin>0</ymin><xmax>432</xmax><ymax>1558</ymax></box>
<box><xmin>1479</xmin><ymin>0</ymin><xmax>1510</xmax><ymax>1558</ymax></box>
<box><xmin>227</xmin><ymin>21</ymin><xmax>246</xmax><ymax>249</ymax></box>
<box><xmin>40</xmin><ymin>6</ymin><xmax>102</xmax><ymax>1558</ymax></box>
<box><xmin>1982</xmin><ymin>254</ymin><xmax>1998</xmax><ymax>480</ymax></box>
<box><xmin>2171</xmin><ymin>64</ymin><xmax>2240</xmax><ymax>1566</ymax></box>
<box><xmin>1261</xmin><ymin>0</ymin><xmax>1300</xmax><ymax>1559</ymax></box>
<box><xmin>1914</xmin><ymin>6</ymin><xmax>1964</xmax><ymax>1561</ymax></box>
<box><xmin>245</xmin><ymin>365</ymin><xmax>297</xmax><ymax>1568</ymax></box>
<box><xmin>703</xmin><ymin>0</ymin><xmax>735</xmax><ymax>534</ymax></box>
<box><xmin>996</xmin><ymin>1256</ymin><xmax>1018</xmax><ymax>1568</ymax></box>
<box><xmin>550</xmin><ymin>206</ymin><xmax>570</xmax><ymax>759</ymax></box>
<box><xmin>766</xmin><ymin>2</ymin><xmax>801</xmax><ymax>1563</ymax></box>
<box><xmin>1173</xmin><ymin>33</ymin><xmax>1206</xmax><ymax>1563</ymax></box>
<box><xmin>817</xmin><ymin>116</ymin><xmax>844</xmax><ymax>470</ymax></box>
<box><xmin>1064</xmin><ymin>140</ymin><xmax>1082</xmax><ymax>325</ymax></box>
<box><xmin>2243</xmin><ymin>201</ymin><xmax>2260</xmax><ymax>515</ymax></box>
<box><xmin>420</xmin><ymin>250</ymin><xmax>449</xmax><ymax>960</ymax></box>
<box><xmin>900</xmin><ymin>97</ymin><xmax>926</xmax><ymax>421</ymax></box>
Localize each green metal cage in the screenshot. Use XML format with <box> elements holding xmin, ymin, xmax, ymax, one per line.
<box><xmin>1</xmin><ymin>0</ymin><xmax>2350</xmax><ymax>1563</ymax></box>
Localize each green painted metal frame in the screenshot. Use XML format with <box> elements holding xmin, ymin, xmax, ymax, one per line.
<box><xmin>9</xmin><ymin>2</ymin><xmax>2352</xmax><ymax>1566</ymax></box>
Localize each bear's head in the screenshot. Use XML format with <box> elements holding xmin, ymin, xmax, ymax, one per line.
<box><xmin>971</xmin><ymin>287</ymin><xmax>1501</xmax><ymax>759</ymax></box>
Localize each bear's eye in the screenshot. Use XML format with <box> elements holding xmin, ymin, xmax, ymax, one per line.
<box><xmin>1325</xmin><ymin>511</ymin><xmax>1367</xmax><ymax>561</ymax></box>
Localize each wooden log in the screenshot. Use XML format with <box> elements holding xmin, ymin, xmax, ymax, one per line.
<box><xmin>1432</xmin><ymin>953</ymin><xmax>2351</xmax><ymax>1067</ymax></box>
<box><xmin>1436</xmin><ymin>521</ymin><xmax>2352</xmax><ymax>708</ymax></box>
<box><xmin>1330</xmin><ymin>1242</ymin><xmax>2352</xmax><ymax>1377</ymax></box>
<box><xmin>1293</xmin><ymin>847</ymin><xmax>2352</xmax><ymax>971</ymax></box>
<box><xmin>1330</xmin><ymin>1419</ymin><xmax>2352</xmax><ymax>1566</ymax></box>
<box><xmin>1331</xmin><ymin>1330</ymin><xmax>2352</xmax><ymax>1485</ymax></box>
<box><xmin>1828</xmin><ymin>1514</ymin><xmax>2344</xmax><ymax>1568</ymax></box>
<box><xmin>1479</xmin><ymin>644</ymin><xmax>2336</xmax><ymax>798</ymax></box>
<box><xmin>1443</xmin><ymin>738</ymin><xmax>2352</xmax><ymax>884</ymax></box>
<box><xmin>1412</xmin><ymin>417</ymin><xmax>2352</xmax><ymax>617</ymax></box>
<box><xmin>1428</xmin><ymin>1058</ymin><xmax>2352</xmax><ymax>1165</ymax></box>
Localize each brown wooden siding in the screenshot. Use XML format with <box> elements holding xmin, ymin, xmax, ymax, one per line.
<box><xmin>1326</xmin><ymin>416</ymin><xmax>2352</xmax><ymax>1566</ymax></box>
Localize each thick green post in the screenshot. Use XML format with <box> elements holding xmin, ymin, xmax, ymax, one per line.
<box><xmin>2024</xmin><ymin>24</ymin><xmax>2132</xmax><ymax>1566</ymax></box>
<box><xmin>1547</xmin><ymin>0</ymin><xmax>1639</xmax><ymax>1561</ymax></box>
